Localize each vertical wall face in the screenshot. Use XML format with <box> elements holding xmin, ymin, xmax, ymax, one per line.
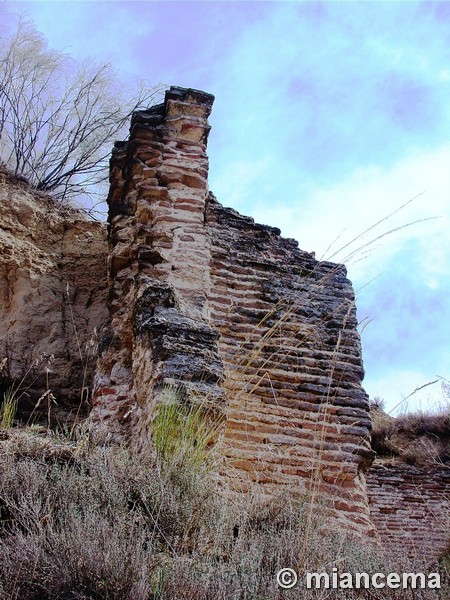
<box><xmin>0</xmin><ymin>169</ymin><xmax>108</xmax><ymax>418</ymax></box>
<box><xmin>92</xmin><ymin>88</ymin><xmax>226</xmax><ymax>442</ymax></box>
<box><xmin>368</xmin><ymin>463</ymin><xmax>450</xmax><ymax>561</ymax></box>
<box><xmin>93</xmin><ymin>86</ymin><xmax>376</xmax><ymax>536</ymax></box>
<box><xmin>206</xmin><ymin>199</ymin><xmax>375</xmax><ymax>534</ymax></box>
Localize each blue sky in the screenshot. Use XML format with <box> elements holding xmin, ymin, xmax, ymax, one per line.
<box><xmin>3</xmin><ymin>0</ymin><xmax>450</xmax><ymax>413</ymax></box>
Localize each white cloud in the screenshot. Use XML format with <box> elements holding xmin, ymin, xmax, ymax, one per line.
<box><xmin>247</xmin><ymin>144</ymin><xmax>450</xmax><ymax>288</ymax></box>
<box><xmin>210</xmin><ymin>157</ymin><xmax>272</xmax><ymax>212</ymax></box>
<box><xmin>364</xmin><ymin>369</ymin><xmax>449</xmax><ymax>415</ymax></box>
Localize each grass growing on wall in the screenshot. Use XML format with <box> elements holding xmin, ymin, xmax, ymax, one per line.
<box><xmin>152</xmin><ymin>390</ymin><xmax>224</xmax><ymax>470</ymax></box>
<box><xmin>0</xmin><ymin>388</ymin><xmax>17</xmax><ymax>429</ymax></box>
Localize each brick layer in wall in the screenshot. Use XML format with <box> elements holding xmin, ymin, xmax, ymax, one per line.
<box><xmin>367</xmin><ymin>461</ymin><xmax>450</xmax><ymax>561</ymax></box>
<box><xmin>92</xmin><ymin>87</ymin><xmax>226</xmax><ymax>442</ymax></box>
<box><xmin>206</xmin><ymin>195</ymin><xmax>376</xmax><ymax>535</ymax></box>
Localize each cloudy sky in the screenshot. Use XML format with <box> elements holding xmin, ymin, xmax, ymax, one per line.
<box><xmin>3</xmin><ymin>0</ymin><xmax>449</xmax><ymax>413</ymax></box>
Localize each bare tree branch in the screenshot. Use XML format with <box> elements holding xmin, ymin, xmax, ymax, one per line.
<box><xmin>0</xmin><ymin>19</ymin><xmax>165</xmax><ymax>210</ymax></box>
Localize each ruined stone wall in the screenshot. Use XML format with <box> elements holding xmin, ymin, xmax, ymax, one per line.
<box><xmin>206</xmin><ymin>198</ymin><xmax>375</xmax><ymax>534</ymax></box>
<box><xmin>92</xmin><ymin>87</ymin><xmax>226</xmax><ymax>441</ymax></box>
<box><xmin>92</xmin><ymin>86</ymin><xmax>376</xmax><ymax>537</ymax></box>
<box><xmin>3</xmin><ymin>86</ymin><xmax>448</xmax><ymax>551</ymax></box>
<box><xmin>0</xmin><ymin>169</ymin><xmax>108</xmax><ymax>417</ymax></box>
<box><xmin>367</xmin><ymin>461</ymin><xmax>450</xmax><ymax>561</ymax></box>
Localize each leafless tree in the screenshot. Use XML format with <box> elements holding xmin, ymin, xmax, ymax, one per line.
<box><xmin>0</xmin><ymin>20</ymin><xmax>164</xmax><ymax>211</ymax></box>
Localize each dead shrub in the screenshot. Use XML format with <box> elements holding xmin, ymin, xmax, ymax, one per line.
<box><xmin>0</xmin><ymin>429</ymin><xmax>448</xmax><ymax>599</ymax></box>
<box><xmin>401</xmin><ymin>437</ymin><xmax>447</xmax><ymax>467</ymax></box>
<box><xmin>370</xmin><ymin>404</ymin><xmax>398</xmax><ymax>457</ymax></box>
<box><xmin>371</xmin><ymin>423</ymin><xmax>399</xmax><ymax>457</ymax></box>
<box><xmin>370</xmin><ymin>404</ymin><xmax>450</xmax><ymax>465</ymax></box>
<box><xmin>0</xmin><ymin>441</ymin><xmax>154</xmax><ymax>599</ymax></box>
<box><xmin>396</xmin><ymin>410</ymin><xmax>450</xmax><ymax>439</ymax></box>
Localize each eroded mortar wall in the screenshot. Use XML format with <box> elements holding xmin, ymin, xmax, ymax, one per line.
<box><xmin>207</xmin><ymin>198</ymin><xmax>375</xmax><ymax>533</ymax></box>
<box><xmin>368</xmin><ymin>461</ymin><xmax>450</xmax><ymax>561</ymax></box>
<box><xmin>92</xmin><ymin>86</ymin><xmax>376</xmax><ymax>537</ymax></box>
<box><xmin>92</xmin><ymin>87</ymin><xmax>226</xmax><ymax>441</ymax></box>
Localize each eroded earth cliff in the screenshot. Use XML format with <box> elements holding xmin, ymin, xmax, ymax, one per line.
<box><xmin>0</xmin><ymin>168</ymin><xmax>108</xmax><ymax>420</ymax></box>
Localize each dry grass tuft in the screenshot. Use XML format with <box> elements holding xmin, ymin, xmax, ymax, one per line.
<box><xmin>396</xmin><ymin>410</ymin><xmax>450</xmax><ymax>439</ymax></box>
<box><xmin>370</xmin><ymin>403</ymin><xmax>450</xmax><ymax>466</ymax></box>
<box><xmin>0</xmin><ymin>426</ymin><xmax>448</xmax><ymax>599</ymax></box>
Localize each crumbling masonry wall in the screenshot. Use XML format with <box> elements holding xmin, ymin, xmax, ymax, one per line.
<box><xmin>92</xmin><ymin>86</ymin><xmax>376</xmax><ymax>537</ymax></box>
<box><xmin>368</xmin><ymin>462</ymin><xmax>450</xmax><ymax>561</ymax></box>
<box><xmin>92</xmin><ymin>87</ymin><xmax>226</xmax><ymax>442</ymax></box>
<box><xmin>207</xmin><ymin>201</ymin><xmax>376</xmax><ymax>534</ymax></box>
